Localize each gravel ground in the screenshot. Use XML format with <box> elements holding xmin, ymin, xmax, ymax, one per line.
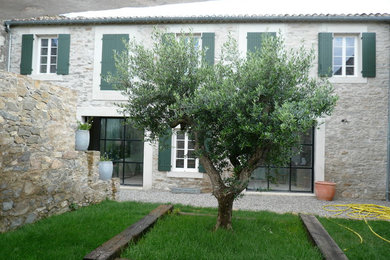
<box><xmin>119</xmin><ymin>188</ymin><xmax>390</xmax><ymax>218</ymax></box>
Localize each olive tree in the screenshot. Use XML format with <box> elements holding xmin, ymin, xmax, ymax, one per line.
<box><xmin>113</xmin><ymin>30</ymin><xmax>337</xmax><ymax>230</ymax></box>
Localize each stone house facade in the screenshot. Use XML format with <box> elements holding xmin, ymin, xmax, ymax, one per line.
<box><xmin>2</xmin><ymin>13</ymin><xmax>390</xmax><ymax>199</ymax></box>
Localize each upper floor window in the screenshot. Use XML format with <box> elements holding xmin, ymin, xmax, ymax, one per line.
<box><xmin>20</xmin><ymin>34</ymin><xmax>70</xmax><ymax>76</ymax></box>
<box><xmin>318</xmin><ymin>32</ymin><xmax>376</xmax><ymax>78</ymax></box>
<box><xmin>172</xmin><ymin>129</ymin><xmax>198</xmax><ymax>172</ymax></box>
<box><xmin>333</xmin><ymin>36</ymin><xmax>357</xmax><ymax>77</ymax></box>
<box><xmin>39</xmin><ymin>37</ymin><xmax>58</xmax><ymax>74</ymax></box>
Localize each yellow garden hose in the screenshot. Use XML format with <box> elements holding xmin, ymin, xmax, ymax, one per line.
<box><xmin>323</xmin><ymin>204</ymin><xmax>390</xmax><ymax>245</ymax></box>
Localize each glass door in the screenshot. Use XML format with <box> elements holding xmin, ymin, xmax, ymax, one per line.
<box><xmin>247</xmin><ymin>128</ymin><xmax>314</xmax><ymax>192</ymax></box>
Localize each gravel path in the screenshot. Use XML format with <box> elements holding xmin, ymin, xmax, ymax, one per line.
<box><xmin>119</xmin><ymin>188</ymin><xmax>390</xmax><ymax>218</ymax></box>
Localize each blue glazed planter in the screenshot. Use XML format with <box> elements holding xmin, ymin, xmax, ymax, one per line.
<box><xmin>75</xmin><ymin>130</ymin><xmax>90</xmax><ymax>151</ymax></box>
<box><xmin>99</xmin><ymin>161</ymin><xmax>113</xmax><ymax>180</ymax></box>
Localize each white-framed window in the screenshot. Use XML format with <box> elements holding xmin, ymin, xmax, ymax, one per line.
<box><xmin>333</xmin><ymin>35</ymin><xmax>358</xmax><ymax>77</ymax></box>
<box><xmin>38</xmin><ymin>36</ymin><xmax>58</xmax><ymax>74</ymax></box>
<box><xmin>171</xmin><ymin>129</ymin><xmax>199</xmax><ymax>172</ymax></box>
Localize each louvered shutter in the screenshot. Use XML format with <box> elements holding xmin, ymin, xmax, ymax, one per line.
<box><xmin>247</xmin><ymin>32</ymin><xmax>276</xmax><ymax>54</ymax></box>
<box><xmin>158</xmin><ymin>129</ymin><xmax>172</xmax><ymax>171</ymax></box>
<box><xmin>57</xmin><ymin>34</ymin><xmax>70</xmax><ymax>75</ymax></box>
<box><xmin>20</xmin><ymin>34</ymin><xmax>34</xmax><ymax>75</ymax></box>
<box><xmin>202</xmin><ymin>33</ymin><xmax>215</xmax><ymax>65</ymax></box>
<box><xmin>100</xmin><ymin>34</ymin><xmax>129</xmax><ymax>90</ymax></box>
<box><xmin>362</xmin><ymin>33</ymin><xmax>376</xmax><ymax>78</ymax></box>
<box><xmin>318</xmin><ymin>33</ymin><xmax>333</xmax><ymax>77</ymax></box>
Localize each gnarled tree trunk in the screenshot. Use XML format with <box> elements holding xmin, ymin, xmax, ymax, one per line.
<box><xmin>215</xmin><ymin>194</ymin><xmax>235</xmax><ymax>230</ymax></box>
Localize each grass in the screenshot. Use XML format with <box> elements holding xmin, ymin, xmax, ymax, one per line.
<box><xmin>0</xmin><ymin>200</ymin><xmax>158</xmax><ymax>260</ymax></box>
<box><xmin>122</xmin><ymin>205</ymin><xmax>322</xmax><ymax>260</ymax></box>
<box><xmin>318</xmin><ymin>217</ymin><xmax>390</xmax><ymax>260</ymax></box>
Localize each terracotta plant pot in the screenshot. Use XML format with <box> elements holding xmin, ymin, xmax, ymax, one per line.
<box><xmin>315</xmin><ymin>181</ymin><xmax>336</xmax><ymax>201</ymax></box>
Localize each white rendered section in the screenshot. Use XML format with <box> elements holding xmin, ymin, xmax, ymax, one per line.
<box><xmin>143</xmin><ymin>134</ymin><xmax>153</xmax><ymax>189</ymax></box>
<box><xmin>314</xmin><ymin>118</ymin><xmax>326</xmax><ymax>182</ymax></box>
<box><xmin>76</xmin><ymin>106</ymin><xmax>123</xmax><ymax>120</ymax></box>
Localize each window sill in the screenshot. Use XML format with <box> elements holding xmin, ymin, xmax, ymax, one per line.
<box><xmin>167</xmin><ymin>171</ymin><xmax>204</xmax><ymax>179</ymax></box>
<box><xmin>92</xmin><ymin>89</ymin><xmax>128</xmax><ymax>101</ymax></box>
<box><xmin>328</xmin><ymin>76</ymin><xmax>367</xmax><ymax>84</ymax></box>
<box><xmin>30</xmin><ymin>74</ymin><xmax>64</xmax><ymax>81</ymax></box>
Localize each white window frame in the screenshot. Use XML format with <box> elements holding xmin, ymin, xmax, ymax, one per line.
<box><xmin>332</xmin><ymin>35</ymin><xmax>358</xmax><ymax>78</ymax></box>
<box><xmin>171</xmin><ymin>128</ymin><xmax>199</xmax><ymax>173</ymax></box>
<box><xmin>37</xmin><ymin>35</ymin><xmax>58</xmax><ymax>75</ymax></box>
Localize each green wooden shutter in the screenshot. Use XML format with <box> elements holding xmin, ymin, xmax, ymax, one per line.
<box><xmin>158</xmin><ymin>129</ymin><xmax>172</xmax><ymax>171</ymax></box>
<box><xmin>247</xmin><ymin>32</ymin><xmax>276</xmax><ymax>54</ymax></box>
<box><xmin>57</xmin><ymin>34</ymin><xmax>70</xmax><ymax>75</ymax></box>
<box><xmin>318</xmin><ymin>33</ymin><xmax>333</xmax><ymax>77</ymax></box>
<box><xmin>20</xmin><ymin>34</ymin><xmax>34</xmax><ymax>75</ymax></box>
<box><xmin>362</xmin><ymin>33</ymin><xmax>376</xmax><ymax>78</ymax></box>
<box><xmin>202</xmin><ymin>33</ymin><xmax>215</xmax><ymax>65</ymax></box>
<box><xmin>100</xmin><ymin>34</ymin><xmax>129</xmax><ymax>90</ymax></box>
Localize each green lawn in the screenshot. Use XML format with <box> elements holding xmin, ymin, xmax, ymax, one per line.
<box><xmin>123</xmin><ymin>206</ymin><xmax>322</xmax><ymax>260</ymax></box>
<box><xmin>0</xmin><ymin>200</ymin><xmax>158</xmax><ymax>260</ymax></box>
<box><xmin>318</xmin><ymin>217</ymin><xmax>390</xmax><ymax>260</ymax></box>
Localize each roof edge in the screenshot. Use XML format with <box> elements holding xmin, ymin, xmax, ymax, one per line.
<box><xmin>4</xmin><ymin>15</ymin><xmax>390</xmax><ymax>27</ymax></box>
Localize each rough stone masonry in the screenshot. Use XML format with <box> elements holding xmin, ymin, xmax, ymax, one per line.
<box><xmin>0</xmin><ymin>71</ymin><xmax>119</xmax><ymax>233</ymax></box>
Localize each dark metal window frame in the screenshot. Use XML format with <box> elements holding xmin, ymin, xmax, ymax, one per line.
<box><xmin>248</xmin><ymin>128</ymin><xmax>315</xmax><ymax>193</ymax></box>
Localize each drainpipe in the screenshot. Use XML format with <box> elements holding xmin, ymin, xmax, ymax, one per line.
<box><xmin>5</xmin><ymin>23</ymin><xmax>11</xmax><ymax>72</ymax></box>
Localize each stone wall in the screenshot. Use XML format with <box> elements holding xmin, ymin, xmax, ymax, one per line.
<box><xmin>0</xmin><ymin>71</ymin><xmax>120</xmax><ymax>233</ymax></box>
<box><xmin>324</xmin><ymin>24</ymin><xmax>390</xmax><ymax>200</ymax></box>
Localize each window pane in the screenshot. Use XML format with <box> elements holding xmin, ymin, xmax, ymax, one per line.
<box><xmin>51</xmin><ymin>48</ymin><xmax>57</xmax><ymax>55</ymax></box>
<box><xmin>106</xmin><ymin>118</ymin><xmax>123</xmax><ymax>139</ymax></box>
<box><xmin>346</xmin><ymin>67</ymin><xmax>354</xmax><ymax>75</ymax></box>
<box><xmin>346</xmin><ymin>57</ymin><xmax>354</xmax><ymax>65</ymax></box>
<box><xmin>177</xmin><ymin>141</ymin><xmax>184</xmax><ymax>149</ymax></box>
<box><xmin>176</xmin><ymin>159</ymin><xmax>184</xmax><ymax>168</ymax></box>
<box><xmin>125</xmin><ymin>141</ymin><xmax>143</xmax><ymax>163</ymax></box>
<box><xmin>100</xmin><ymin>118</ymin><xmax>106</xmax><ymax>138</ymax></box>
<box><xmin>300</xmin><ymin>130</ymin><xmax>312</xmax><ymax>145</ymax></box>
<box><xmin>124</xmin><ymin>163</ymin><xmax>143</xmax><ymax>179</ymax></box>
<box><xmin>125</xmin><ymin>126</ymin><xmax>143</xmax><ymax>140</ymax></box>
<box><xmin>51</xmin><ymin>38</ymin><xmax>58</xmax><ymax>47</ymax></box>
<box><xmin>346</xmin><ymin>37</ymin><xmax>355</xmax><ymax>47</ymax></box>
<box><xmin>346</xmin><ymin>47</ymin><xmax>354</xmax><ymax>56</ymax></box>
<box><xmin>40</xmin><ymin>56</ymin><xmax>47</xmax><ymax>64</ymax></box>
<box><xmin>291</xmin><ymin>168</ymin><xmax>312</xmax><ymax>192</ymax></box>
<box><xmin>177</xmin><ymin>132</ymin><xmax>185</xmax><ymax>140</ymax></box>
<box><xmin>333</xmin><ymin>57</ymin><xmax>342</xmax><ymax>66</ymax></box>
<box><xmin>187</xmin><ymin>159</ymin><xmax>196</xmax><ymax>168</ymax></box>
<box><xmin>50</xmin><ymin>65</ymin><xmax>56</xmax><ymax>73</ymax></box>
<box><xmin>176</xmin><ymin>150</ymin><xmax>184</xmax><ymax>158</ymax></box>
<box><xmin>105</xmin><ymin>140</ymin><xmax>123</xmax><ymax>161</ymax></box>
<box><xmin>41</xmin><ymin>39</ymin><xmax>48</xmax><ymax>46</ymax></box>
<box><xmin>333</xmin><ymin>37</ymin><xmax>342</xmax><ymax>47</ymax></box>
<box><xmin>188</xmin><ymin>140</ymin><xmax>195</xmax><ymax>149</ymax></box>
<box><xmin>187</xmin><ymin>150</ymin><xmax>195</xmax><ymax>159</ymax></box>
<box><xmin>333</xmin><ymin>66</ymin><xmax>342</xmax><ymax>75</ymax></box>
<box><xmin>40</xmin><ymin>65</ymin><xmax>47</xmax><ymax>73</ymax></box>
<box><xmin>41</xmin><ymin>48</ymin><xmax>48</xmax><ymax>55</ymax></box>
<box><xmin>291</xmin><ymin>146</ymin><xmax>312</xmax><ymax>168</ymax></box>
<box><xmin>50</xmin><ymin>56</ymin><xmax>57</xmax><ymax>64</ymax></box>
<box><xmin>333</xmin><ymin>47</ymin><xmax>342</xmax><ymax>56</ymax></box>
<box><xmin>269</xmin><ymin>168</ymin><xmax>289</xmax><ymax>191</ymax></box>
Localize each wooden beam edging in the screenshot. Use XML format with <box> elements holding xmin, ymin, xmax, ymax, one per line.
<box><xmin>300</xmin><ymin>214</ymin><xmax>348</xmax><ymax>260</ymax></box>
<box><xmin>84</xmin><ymin>204</ymin><xmax>174</xmax><ymax>260</ymax></box>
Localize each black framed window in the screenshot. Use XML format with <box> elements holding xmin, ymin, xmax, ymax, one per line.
<box><xmin>248</xmin><ymin>128</ymin><xmax>314</xmax><ymax>192</ymax></box>
<box><xmin>89</xmin><ymin>117</ymin><xmax>144</xmax><ymax>186</ymax></box>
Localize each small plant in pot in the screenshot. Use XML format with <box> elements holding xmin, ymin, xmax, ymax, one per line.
<box><xmin>99</xmin><ymin>153</ymin><xmax>113</xmax><ymax>180</ymax></box>
<box><xmin>75</xmin><ymin>117</ymin><xmax>93</xmax><ymax>151</ymax></box>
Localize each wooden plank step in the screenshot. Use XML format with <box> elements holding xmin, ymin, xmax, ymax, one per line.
<box><xmin>84</xmin><ymin>204</ymin><xmax>173</xmax><ymax>260</ymax></box>
<box><xmin>300</xmin><ymin>214</ymin><xmax>348</xmax><ymax>260</ymax></box>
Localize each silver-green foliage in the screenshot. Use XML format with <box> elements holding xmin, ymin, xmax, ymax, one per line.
<box><xmin>114</xmin><ymin>29</ymin><xmax>337</xmax><ymax>197</ymax></box>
